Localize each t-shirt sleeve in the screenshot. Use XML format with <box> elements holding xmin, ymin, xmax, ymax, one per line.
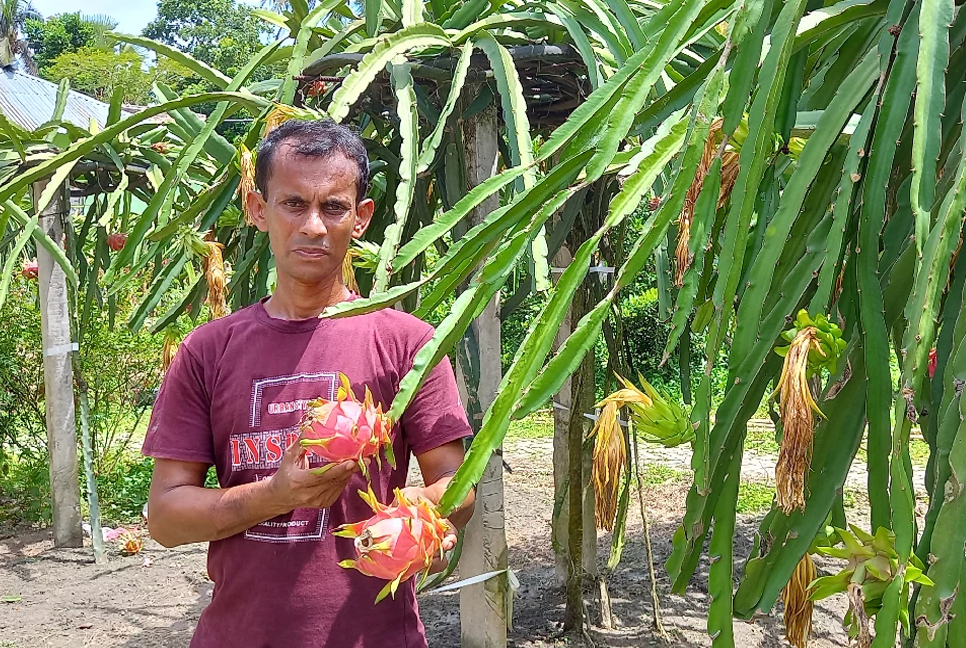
<box><xmin>401</xmin><ymin>332</ymin><xmax>473</xmax><ymax>455</ymax></box>
<box><xmin>141</xmin><ymin>339</ymin><xmax>215</xmax><ymax>465</ymax></box>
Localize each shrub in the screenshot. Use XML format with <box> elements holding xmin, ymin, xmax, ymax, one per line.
<box><xmin>0</xmin><ymin>280</ymin><xmax>166</xmax><ymax>527</ymax></box>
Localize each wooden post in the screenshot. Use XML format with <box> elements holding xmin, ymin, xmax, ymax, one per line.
<box><xmin>564</xmin><ymin>283</ymin><xmax>596</xmax><ymax>631</ymax></box>
<box><xmin>551</xmin><ymin>247</ymin><xmax>597</xmax><ymax>587</ymax></box>
<box><xmin>456</xmin><ymin>102</ymin><xmax>509</xmax><ymax>648</ymax></box>
<box><xmin>551</xmin><ymin>245</ymin><xmax>572</xmax><ymax>585</ymax></box>
<box><xmin>33</xmin><ymin>179</ymin><xmax>82</xmax><ymax>548</ymax></box>
<box><xmin>551</xmin><ymin>242</ymin><xmax>573</xmax><ymax>586</ymax></box>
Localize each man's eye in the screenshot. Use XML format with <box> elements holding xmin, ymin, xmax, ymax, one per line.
<box><xmin>284</xmin><ymin>201</ymin><xmax>303</xmax><ymax>208</ymax></box>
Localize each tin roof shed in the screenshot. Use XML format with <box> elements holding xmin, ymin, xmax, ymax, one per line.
<box><xmin>0</xmin><ymin>66</ymin><xmax>135</xmax><ymax>131</ymax></box>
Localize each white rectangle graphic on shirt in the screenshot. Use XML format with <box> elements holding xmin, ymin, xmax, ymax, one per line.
<box><xmin>244</xmin><ymin>474</ymin><xmax>329</xmax><ymax>543</ymax></box>
<box><xmin>245</xmin><ymin>509</ymin><xmax>329</xmax><ymax>543</ymax></box>
<box><xmin>249</xmin><ymin>371</ymin><xmax>338</xmax><ymax>428</ymax></box>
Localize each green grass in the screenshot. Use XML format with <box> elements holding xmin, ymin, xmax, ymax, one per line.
<box><xmin>854</xmin><ymin>433</ymin><xmax>930</xmax><ymax>468</ymax></box>
<box><xmin>843</xmin><ymin>488</ymin><xmax>863</xmax><ymax>509</ymax></box>
<box><xmin>745</xmin><ymin>418</ymin><xmax>931</xmax><ymax>471</ymax></box>
<box><xmin>745</xmin><ymin>422</ymin><xmax>780</xmax><ymax>456</ymax></box>
<box><xmin>638</xmin><ymin>463</ymin><xmax>688</xmax><ymax>486</ymax></box>
<box><xmin>736</xmin><ymin>481</ymin><xmax>775</xmax><ymax>514</ymax></box>
<box><xmin>909</xmin><ymin>437</ymin><xmax>930</xmax><ymax>466</ymax></box>
<box><xmin>506</xmin><ymin>410</ymin><xmax>554</xmax><ymax>440</ymax></box>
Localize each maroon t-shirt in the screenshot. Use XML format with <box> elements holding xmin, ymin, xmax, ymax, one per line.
<box><xmin>142</xmin><ymin>298</ymin><xmax>472</xmax><ymax>648</ymax></box>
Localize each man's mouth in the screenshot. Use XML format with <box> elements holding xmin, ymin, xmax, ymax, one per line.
<box><xmin>293</xmin><ymin>247</ymin><xmax>328</xmax><ymax>258</ymax></box>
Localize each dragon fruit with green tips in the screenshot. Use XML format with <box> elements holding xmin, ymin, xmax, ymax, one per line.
<box><xmin>299</xmin><ymin>373</ymin><xmax>394</xmax><ymax>476</ymax></box>
<box><xmin>335</xmin><ymin>488</ymin><xmax>449</xmax><ymax>603</ymax></box>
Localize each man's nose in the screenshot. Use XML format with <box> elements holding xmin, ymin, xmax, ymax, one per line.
<box><xmin>299</xmin><ymin>207</ymin><xmax>328</xmax><ymax>237</ymax></box>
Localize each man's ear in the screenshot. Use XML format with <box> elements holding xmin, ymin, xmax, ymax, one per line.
<box><xmin>247</xmin><ymin>190</ymin><xmax>269</xmax><ymax>233</ymax></box>
<box><xmin>352</xmin><ymin>198</ymin><xmax>375</xmax><ymax>239</ymax></box>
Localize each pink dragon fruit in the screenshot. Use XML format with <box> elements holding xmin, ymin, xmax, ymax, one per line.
<box><xmin>299</xmin><ymin>373</ymin><xmax>394</xmax><ymax>476</ymax></box>
<box><xmin>107</xmin><ymin>232</ymin><xmax>127</xmax><ymax>252</ymax></box>
<box><xmin>335</xmin><ymin>488</ymin><xmax>449</xmax><ymax>602</ymax></box>
<box><xmin>21</xmin><ymin>260</ymin><xmax>38</xmax><ymax>279</ymax></box>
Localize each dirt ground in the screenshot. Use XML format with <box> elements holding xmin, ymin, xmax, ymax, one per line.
<box><xmin>0</xmin><ymin>439</ymin><xmax>851</xmax><ymax>648</ymax></box>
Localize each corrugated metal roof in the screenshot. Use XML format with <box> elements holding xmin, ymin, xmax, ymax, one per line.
<box><xmin>0</xmin><ymin>67</ymin><xmax>135</xmax><ymax>132</ymax></box>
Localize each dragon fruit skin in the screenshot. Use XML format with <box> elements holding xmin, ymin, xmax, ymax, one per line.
<box><xmin>334</xmin><ymin>488</ymin><xmax>449</xmax><ymax>603</ymax></box>
<box><xmin>107</xmin><ymin>232</ymin><xmax>127</xmax><ymax>252</ymax></box>
<box><xmin>21</xmin><ymin>260</ymin><xmax>38</xmax><ymax>279</ymax></box>
<box><xmin>299</xmin><ymin>373</ymin><xmax>394</xmax><ymax>475</ymax></box>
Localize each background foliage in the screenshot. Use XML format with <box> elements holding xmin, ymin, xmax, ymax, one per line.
<box><xmin>6</xmin><ymin>0</ymin><xmax>966</xmax><ymax>646</ymax></box>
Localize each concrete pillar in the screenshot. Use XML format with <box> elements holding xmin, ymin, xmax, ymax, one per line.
<box><xmin>33</xmin><ymin>179</ymin><xmax>82</xmax><ymax>548</ymax></box>
<box><xmin>456</xmin><ymin>102</ymin><xmax>509</xmax><ymax>647</ymax></box>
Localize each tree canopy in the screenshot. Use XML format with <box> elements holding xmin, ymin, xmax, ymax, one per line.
<box><xmin>0</xmin><ymin>0</ymin><xmax>40</xmax><ymax>70</ymax></box>
<box><xmin>41</xmin><ymin>46</ymin><xmax>193</xmax><ymax>104</ymax></box>
<box><xmin>142</xmin><ymin>0</ymin><xmax>267</xmax><ymax>77</ymax></box>
<box><xmin>24</xmin><ymin>12</ymin><xmax>117</xmax><ymax>73</ymax></box>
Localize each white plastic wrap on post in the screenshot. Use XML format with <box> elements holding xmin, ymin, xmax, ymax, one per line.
<box><xmin>33</xmin><ymin>179</ymin><xmax>82</xmax><ymax>548</ymax></box>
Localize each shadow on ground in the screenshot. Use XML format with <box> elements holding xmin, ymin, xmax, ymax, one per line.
<box><xmin>422</xmin><ymin>519</ymin><xmax>849</xmax><ymax>648</ymax></box>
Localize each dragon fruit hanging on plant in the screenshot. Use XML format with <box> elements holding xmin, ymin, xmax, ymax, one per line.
<box><xmin>335</xmin><ymin>488</ymin><xmax>449</xmax><ymax>603</ymax></box>
<box><xmin>299</xmin><ymin>373</ymin><xmax>395</xmax><ymax>477</ymax></box>
<box><xmin>21</xmin><ymin>259</ymin><xmax>38</xmax><ymax>279</ymax></box>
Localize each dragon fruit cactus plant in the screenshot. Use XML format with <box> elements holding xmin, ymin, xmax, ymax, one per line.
<box><xmin>299</xmin><ymin>373</ymin><xmax>394</xmax><ymax>477</ymax></box>
<box><xmin>335</xmin><ymin>488</ymin><xmax>450</xmax><ymax>603</ymax></box>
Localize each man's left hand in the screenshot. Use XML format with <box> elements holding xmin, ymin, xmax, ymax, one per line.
<box><xmin>396</xmin><ymin>486</ymin><xmax>458</xmax><ymax>575</ymax></box>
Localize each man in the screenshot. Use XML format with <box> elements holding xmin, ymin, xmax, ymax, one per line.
<box><xmin>143</xmin><ymin>119</ymin><xmax>475</xmax><ymax>648</ymax></box>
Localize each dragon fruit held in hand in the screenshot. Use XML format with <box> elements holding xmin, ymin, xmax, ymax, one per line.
<box><xmin>299</xmin><ymin>373</ymin><xmax>394</xmax><ymax>476</ymax></box>
<box><xmin>335</xmin><ymin>488</ymin><xmax>449</xmax><ymax>603</ymax></box>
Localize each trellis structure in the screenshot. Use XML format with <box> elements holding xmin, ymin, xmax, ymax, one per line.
<box><xmin>300</xmin><ymin>43</ymin><xmax>598</xmax><ymax>646</ymax></box>
<box><xmin>0</xmin><ymin>65</ymin><xmax>215</xmax><ymax>564</ymax></box>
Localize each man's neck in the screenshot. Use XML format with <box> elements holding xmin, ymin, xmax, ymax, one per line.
<box><xmin>263</xmin><ymin>276</ymin><xmax>350</xmax><ymax>320</ymax></box>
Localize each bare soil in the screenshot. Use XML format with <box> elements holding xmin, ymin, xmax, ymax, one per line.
<box><xmin>0</xmin><ymin>439</ymin><xmax>851</xmax><ymax>648</ymax></box>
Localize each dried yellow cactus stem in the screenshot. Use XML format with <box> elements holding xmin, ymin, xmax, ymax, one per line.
<box><xmin>774</xmin><ymin>326</ymin><xmax>826</xmax><ymax>513</ymax></box>
<box><xmin>783</xmin><ymin>553</ymin><xmax>816</xmax><ymax>647</ymax></box>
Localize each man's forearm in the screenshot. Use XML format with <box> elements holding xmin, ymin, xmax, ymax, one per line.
<box><xmin>149</xmin><ymin>479</ymin><xmax>287</xmax><ymax>547</ymax></box>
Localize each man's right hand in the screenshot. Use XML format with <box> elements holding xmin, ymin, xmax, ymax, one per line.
<box><xmin>266</xmin><ymin>438</ymin><xmax>360</xmax><ymax>512</ymax></box>
<box><xmin>147</xmin><ymin>440</ymin><xmax>361</xmax><ymax>547</ymax></box>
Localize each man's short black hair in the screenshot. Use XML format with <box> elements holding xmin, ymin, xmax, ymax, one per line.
<box><xmin>254</xmin><ymin>119</ymin><xmax>370</xmax><ymax>201</ymax></box>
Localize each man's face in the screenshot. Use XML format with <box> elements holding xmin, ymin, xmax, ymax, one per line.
<box><xmin>246</xmin><ymin>146</ymin><xmax>374</xmax><ymax>287</ymax></box>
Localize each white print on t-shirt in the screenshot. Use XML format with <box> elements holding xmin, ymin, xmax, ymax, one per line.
<box><xmin>249</xmin><ymin>371</ymin><xmax>338</xmax><ymax>428</ymax></box>
<box><xmin>238</xmin><ymin>371</ymin><xmax>342</xmax><ymax>543</ymax></box>
<box><xmin>267</xmin><ymin>398</ymin><xmax>314</xmax><ymax>415</ymax></box>
<box><xmin>228</xmin><ymin>426</ymin><xmax>326</xmax><ymax>470</ymax></box>
<box><xmin>243</xmin><ymin>472</ymin><xmax>331</xmax><ymax>543</ymax></box>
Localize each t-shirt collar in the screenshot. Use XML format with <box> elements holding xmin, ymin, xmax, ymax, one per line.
<box><xmin>253</xmin><ymin>294</ymin><xmax>358</xmax><ymax>334</ymax></box>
